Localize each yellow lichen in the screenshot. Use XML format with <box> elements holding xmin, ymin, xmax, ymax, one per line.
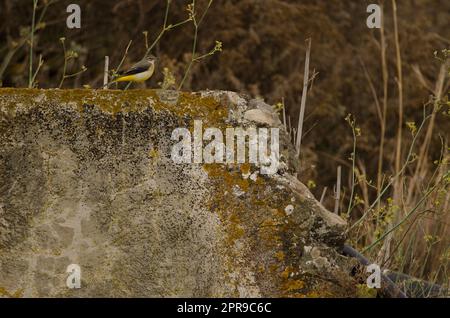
<box><xmin>282</xmin><ymin>279</ymin><xmax>305</xmax><ymax>292</ymax></box>
<box><xmin>0</xmin><ymin>88</ymin><xmax>228</xmax><ymax>126</ymax></box>
<box><xmin>0</xmin><ymin>286</ymin><xmax>23</xmax><ymax>298</ymax></box>
<box><xmin>275</xmin><ymin>251</ymin><xmax>285</xmax><ymax>262</ymax></box>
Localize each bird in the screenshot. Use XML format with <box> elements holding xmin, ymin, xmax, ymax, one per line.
<box><xmin>105</xmin><ymin>54</ymin><xmax>157</xmax><ymax>87</ymax></box>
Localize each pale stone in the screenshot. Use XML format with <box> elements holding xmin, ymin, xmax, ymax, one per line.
<box><xmin>0</xmin><ymin>88</ymin><xmax>357</xmax><ymax>297</ymax></box>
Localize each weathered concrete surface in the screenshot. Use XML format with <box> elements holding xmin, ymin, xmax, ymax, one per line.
<box><xmin>0</xmin><ymin>88</ymin><xmax>358</xmax><ymax>297</ymax></box>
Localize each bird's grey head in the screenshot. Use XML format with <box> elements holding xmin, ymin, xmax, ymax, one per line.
<box><xmin>145</xmin><ymin>54</ymin><xmax>157</xmax><ymax>64</ymax></box>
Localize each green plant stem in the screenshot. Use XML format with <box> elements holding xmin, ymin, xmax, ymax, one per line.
<box><xmin>30</xmin><ymin>55</ymin><xmax>43</xmax><ymax>85</ymax></box>
<box><xmin>64</xmin><ymin>68</ymin><xmax>87</xmax><ymax>79</ymax></box>
<box><xmin>178</xmin><ymin>28</ymin><xmax>198</xmax><ymax>90</ymax></box>
<box><xmin>377</xmin><ymin>1</ymin><xmax>389</xmax><ymax>214</ymax></box>
<box><xmin>349</xmin><ymin>112</ymin><xmax>432</xmax><ymax>231</ymax></box>
<box><xmin>178</xmin><ymin>0</ymin><xmax>213</xmax><ymax>90</ymax></box>
<box><xmin>346</xmin><ymin>124</ymin><xmax>357</xmax><ymax>216</ymax></box>
<box><xmin>0</xmin><ymin>0</ymin><xmax>53</xmax><ymax>82</ymax></box>
<box><xmin>194</xmin><ymin>51</ymin><xmax>216</xmax><ymax>61</ymax></box>
<box><xmin>58</xmin><ymin>41</ymin><xmax>67</xmax><ymax>88</ymax></box>
<box><xmin>361</xmin><ymin>170</ymin><xmax>449</xmax><ymax>253</ymax></box>
<box><xmin>393</xmin><ymin>0</ymin><xmax>404</xmax><ymax>205</ymax></box>
<box><xmin>168</xmin><ymin>18</ymin><xmax>192</xmax><ymax>30</ymax></box>
<box><xmin>116</xmin><ymin>40</ymin><xmax>132</xmax><ymax>73</ymax></box>
<box><xmin>145</xmin><ymin>0</ymin><xmax>171</xmax><ymax>56</ymax></box>
<box><xmin>29</xmin><ymin>0</ymin><xmax>38</xmax><ymax>88</ymax></box>
<box><xmin>58</xmin><ymin>40</ymin><xmax>87</xmax><ymax>88</ymax></box>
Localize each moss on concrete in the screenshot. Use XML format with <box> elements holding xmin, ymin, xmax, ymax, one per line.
<box><xmin>0</xmin><ymin>88</ymin><xmax>357</xmax><ymax>297</ymax></box>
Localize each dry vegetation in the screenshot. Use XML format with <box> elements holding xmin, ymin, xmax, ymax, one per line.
<box><xmin>0</xmin><ymin>0</ymin><xmax>449</xmax><ymax>294</ymax></box>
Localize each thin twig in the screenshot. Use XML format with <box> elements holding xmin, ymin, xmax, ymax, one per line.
<box><xmin>178</xmin><ymin>0</ymin><xmax>214</xmax><ymax>90</ymax></box>
<box><xmin>58</xmin><ymin>38</ymin><xmax>87</xmax><ymax>88</ymax></box>
<box><xmin>0</xmin><ymin>0</ymin><xmax>53</xmax><ymax>81</ymax></box>
<box><xmin>288</xmin><ymin>116</ymin><xmax>292</xmax><ymax>140</ymax></box>
<box><xmin>282</xmin><ymin>97</ymin><xmax>287</xmax><ymax>131</ymax></box>
<box><xmin>392</xmin><ymin>0</ymin><xmax>404</xmax><ymax>204</ymax></box>
<box><xmin>381</xmin><ymin>0</ymin><xmax>404</xmax><ymax>265</ymax></box>
<box><xmin>30</xmin><ymin>54</ymin><xmax>43</xmax><ymax>86</ymax></box>
<box><xmin>320</xmin><ymin>187</ymin><xmax>328</xmax><ymax>205</ymax></box>
<box><xmin>362</xmin><ymin>171</ymin><xmax>449</xmax><ymax>253</ymax></box>
<box><xmin>295</xmin><ymin>38</ymin><xmax>312</xmax><ymax>158</ymax></box>
<box><xmin>411</xmin><ymin>65</ymin><xmax>434</xmax><ymax>93</ymax></box>
<box><xmin>346</xmin><ymin>115</ymin><xmax>358</xmax><ymax>217</ymax></box>
<box><xmin>143</xmin><ymin>0</ymin><xmax>192</xmax><ymax>58</ymax></box>
<box><xmin>406</xmin><ymin>61</ymin><xmax>449</xmax><ymax>205</ymax></box>
<box><xmin>103</xmin><ymin>56</ymin><xmax>109</xmax><ymax>89</ymax></box>
<box><xmin>334</xmin><ymin>166</ymin><xmax>342</xmax><ymax>214</ymax></box>
<box><xmin>116</xmin><ymin>40</ymin><xmax>133</xmax><ymax>73</ymax></box>
<box><xmin>377</xmin><ymin>1</ymin><xmax>389</xmax><ymax>213</ymax></box>
<box><xmin>349</xmin><ymin>111</ymin><xmax>432</xmax><ymax>231</ymax></box>
<box><xmin>145</xmin><ymin>0</ymin><xmax>171</xmax><ymax>57</ymax></box>
<box><xmin>28</xmin><ymin>0</ymin><xmax>38</xmax><ymax>88</ymax></box>
<box><xmin>58</xmin><ymin>38</ymin><xmax>67</xmax><ymax>88</ymax></box>
<box><xmin>359</xmin><ymin>56</ymin><xmax>382</xmax><ymax>123</ymax></box>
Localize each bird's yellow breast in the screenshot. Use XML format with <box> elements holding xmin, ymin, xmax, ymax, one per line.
<box><xmin>115</xmin><ymin>63</ymin><xmax>155</xmax><ymax>83</ymax></box>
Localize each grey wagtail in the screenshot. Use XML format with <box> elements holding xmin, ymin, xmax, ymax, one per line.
<box><xmin>105</xmin><ymin>54</ymin><xmax>157</xmax><ymax>87</ymax></box>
